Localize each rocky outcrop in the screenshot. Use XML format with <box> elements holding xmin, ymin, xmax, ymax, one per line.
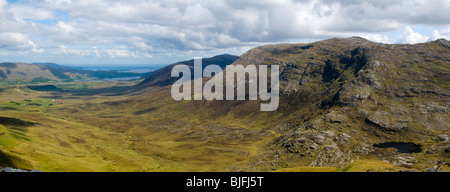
<box><xmin>366</xmin><ymin>111</ymin><xmax>408</xmax><ymax>132</ymax></box>
<box><xmin>0</xmin><ymin>167</ymin><xmax>42</xmax><ymax>172</ymax></box>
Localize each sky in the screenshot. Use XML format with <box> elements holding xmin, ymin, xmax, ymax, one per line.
<box><xmin>0</xmin><ymin>0</ymin><xmax>449</xmax><ymax>66</ymax></box>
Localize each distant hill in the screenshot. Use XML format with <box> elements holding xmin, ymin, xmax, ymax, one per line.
<box><xmin>0</xmin><ymin>62</ymin><xmax>144</xmax><ymax>84</ymax></box>
<box><xmin>32</xmin><ymin>62</ymin><xmax>72</xmax><ymax>69</ymax></box>
<box><xmin>136</xmin><ymin>54</ymin><xmax>239</xmax><ymax>88</ymax></box>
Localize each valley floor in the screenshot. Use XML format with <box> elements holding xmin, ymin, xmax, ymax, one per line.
<box><xmin>0</xmin><ymin>81</ymin><xmax>271</xmax><ymax>172</ymax></box>
<box><xmin>0</xmin><ymin>81</ymin><xmax>448</xmax><ymax>172</ymax></box>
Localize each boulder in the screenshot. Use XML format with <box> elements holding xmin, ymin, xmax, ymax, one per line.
<box><xmin>366</xmin><ymin>111</ymin><xmax>408</xmax><ymax>132</ymax></box>
<box><xmin>438</xmin><ymin>134</ymin><xmax>449</xmax><ymax>142</ymax></box>
<box><xmin>325</xmin><ymin>111</ymin><xmax>347</xmax><ymax>123</ymax></box>
<box><xmin>0</xmin><ymin>167</ymin><xmax>42</xmax><ymax>172</ymax></box>
<box><xmin>424</xmin><ymin>168</ymin><xmax>444</xmax><ymax>172</ymax></box>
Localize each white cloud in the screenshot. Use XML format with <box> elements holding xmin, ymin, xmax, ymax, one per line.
<box><xmin>432</xmin><ymin>28</ymin><xmax>450</xmax><ymax>40</ymax></box>
<box><xmin>1</xmin><ymin>0</ymin><xmax>450</xmax><ymax>64</ymax></box>
<box><xmin>8</xmin><ymin>5</ymin><xmax>55</xmax><ymax>20</ymax></box>
<box><xmin>182</xmin><ymin>3</ymin><xmax>217</xmax><ymax>27</ymax></box>
<box><xmin>0</xmin><ymin>32</ymin><xmax>37</xmax><ymax>51</ymax></box>
<box><xmin>33</xmin><ymin>0</ymin><xmax>448</xmax><ymax>48</ymax></box>
<box><xmin>57</xmin><ymin>21</ymin><xmax>74</xmax><ymax>32</ymax></box>
<box><xmin>57</xmin><ymin>45</ymin><xmax>91</xmax><ymax>56</ymax></box>
<box><xmin>55</xmin><ymin>45</ymin><xmax>139</xmax><ymax>59</ymax></box>
<box><xmin>397</xmin><ymin>26</ymin><xmax>430</xmax><ymax>44</ymax></box>
<box><xmin>92</xmin><ymin>46</ymin><xmax>101</xmax><ymax>57</ymax></box>
<box><xmin>0</xmin><ymin>0</ymin><xmax>45</xmax><ymax>55</ymax></box>
<box><xmin>143</xmin><ymin>53</ymin><xmax>153</xmax><ymax>58</ymax></box>
<box><xmin>360</xmin><ymin>34</ymin><xmax>390</xmax><ymax>44</ymax></box>
<box><xmin>105</xmin><ymin>49</ymin><xmax>131</xmax><ymax>58</ymax></box>
<box><xmin>0</xmin><ymin>0</ymin><xmax>6</xmax><ymax>10</ymax></box>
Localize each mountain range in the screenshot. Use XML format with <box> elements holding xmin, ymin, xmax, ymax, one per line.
<box><xmin>0</xmin><ymin>62</ymin><xmax>144</xmax><ymax>84</ymax></box>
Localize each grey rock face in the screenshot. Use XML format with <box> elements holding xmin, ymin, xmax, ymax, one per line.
<box><xmin>0</xmin><ymin>167</ymin><xmax>42</xmax><ymax>172</ymax></box>
<box><xmin>424</xmin><ymin>168</ymin><xmax>444</xmax><ymax>172</ymax></box>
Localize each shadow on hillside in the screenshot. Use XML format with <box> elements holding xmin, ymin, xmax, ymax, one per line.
<box><xmin>27</xmin><ymin>85</ymin><xmax>61</xmax><ymax>91</ymax></box>
<box><xmin>70</xmin><ymin>85</ymin><xmax>136</xmax><ymax>96</ymax></box>
<box><xmin>28</xmin><ymin>84</ymin><xmax>136</xmax><ymax>97</ymax></box>
<box><xmin>0</xmin><ymin>150</ymin><xmax>14</xmax><ymax>168</ymax></box>
<box><xmin>0</xmin><ymin>116</ymin><xmax>36</xmax><ymax>142</ymax></box>
<box><xmin>0</xmin><ymin>116</ymin><xmax>36</xmax><ymax>127</ymax></box>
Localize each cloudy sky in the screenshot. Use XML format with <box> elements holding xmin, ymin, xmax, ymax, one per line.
<box><xmin>1</xmin><ymin>0</ymin><xmax>449</xmax><ymax>66</ymax></box>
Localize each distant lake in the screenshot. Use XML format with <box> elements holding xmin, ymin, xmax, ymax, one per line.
<box><xmin>99</xmin><ymin>76</ymin><xmax>143</xmax><ymax>81</ymax></box>
<box><xmin>75</xmin><ymin>66</ymin><xmax>165</xmax><ymax>74</ymax></box>
<box><xmin>73</xmin><ymin>66</ymin><xmax>166</xmax><ymax>81</ymax></box>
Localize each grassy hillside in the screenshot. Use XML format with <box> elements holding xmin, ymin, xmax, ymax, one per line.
<box><xmin>0</xmin><ymin>63</ymin><xmax>61</xmax><ymax>84</ymax></box>
<box><xmin>0</xmin><ymin>81</ymin><xmax>268</xmax><ymax>171</ymax></box>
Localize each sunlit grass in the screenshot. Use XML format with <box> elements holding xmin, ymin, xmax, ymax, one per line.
<box><xmin>0</xmin><ymin>81</ymin><xmax>272</xmax><ymax>172</ymax></box>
